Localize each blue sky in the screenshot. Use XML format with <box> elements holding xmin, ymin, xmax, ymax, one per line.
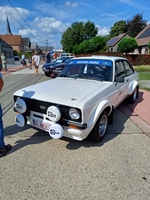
<box><xmin>0</xmin><ymin>0</ymin><xmax>150</xmax><ymax>50</ymax></box>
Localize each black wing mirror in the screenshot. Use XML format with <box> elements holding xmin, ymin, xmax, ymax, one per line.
<box><xmin>115</xmin><ymin>77</ymin><xmax>124</xmax><ymax>83</ymax></box>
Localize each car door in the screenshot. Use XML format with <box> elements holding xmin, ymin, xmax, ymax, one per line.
<box><xmin>113</xmin><ymin>60</ymin><xmax>129</xmax><ymax>107</ymax></box>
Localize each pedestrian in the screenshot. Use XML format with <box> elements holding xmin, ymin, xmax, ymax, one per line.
<box><xmin>21</xmin><ymin>54</ymin><xmax>26</xmax><ymax>67</ymax></box>
<box><xmin>46</xmin><ymin>51</ymin><xmax>51</xmax><ymax>63</ymax></box>
<box><xmin>0</xmin><ymin>73</ymin><xmax>12</xmax><ymax>157</ymax></box>
<box><xmin>32</xmin><ymin>52</ymin><xmax>40</xmax><ymax>76</ymax></box>
<box><xmin>1</xmin><ymin>53</ymin><xmax>7</xmax><ymax>71</ymax></box>
<box><xmin>28</xmin><ymin>56</ymin><xmax>32</xmax><ymax>69</ymax></box>
<box><xmin>0</xmin><ymin>56</ymin><xmax>2</xmax><ymax>71</ymax></box>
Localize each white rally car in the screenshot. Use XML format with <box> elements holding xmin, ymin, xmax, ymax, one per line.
<box><xmin>13</xmin><ymin>56</ymin><xmax>139</xmax><ymax>142</ymax></box>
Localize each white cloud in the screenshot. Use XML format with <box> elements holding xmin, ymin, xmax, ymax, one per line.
<box><xmin>97</xmin><ymin>25</ymin><xmax>110</xmax><ymax>36</ymax></box>
<box><xmin>31</xmin><ymin>17</ymin><xmax>69</xmax><ymax>35</ymax></box>
<box><xmin>65</xmin><ymin>1</ymin><xmax>78</xmax><ymax>8</ymax></box>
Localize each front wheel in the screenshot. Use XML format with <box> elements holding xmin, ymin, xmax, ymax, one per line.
<box><xmin>128</xmin><ymin>87</ymin><xmax>138</xmax><ymax>104</ymax></box>
<box><xmin>88</xmin><ymin>111</ymin><xmax>108</xmax><ymax>142</ymax></box>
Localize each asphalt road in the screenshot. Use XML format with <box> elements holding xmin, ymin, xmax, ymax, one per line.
<box><xmin>0</xmin><ymin>65</ymin><xmax>149</xmax><ymax>200</ymax></box>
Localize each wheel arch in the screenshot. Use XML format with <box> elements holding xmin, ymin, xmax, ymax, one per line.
<box><xmin>88</xmin><ymin>100</ymin><xmax>112</xmax><ymax>129</ymax></box>
<box><xmin>128</xmin><ymin>80</ymin><xmax>139</xmax><ymax>96</ymax></box>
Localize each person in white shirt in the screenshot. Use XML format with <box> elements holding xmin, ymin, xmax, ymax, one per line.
<box><xmin>21</xmin><ymin>54</ymin><xmax>26</xmax><ymax>67</ymax></box>
<box><xmin>32</xmin><ymin>52</ymin><xmax>40</xmax><ymax>75</ymax></box>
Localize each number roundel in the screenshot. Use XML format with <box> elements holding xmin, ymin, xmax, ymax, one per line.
<box><xmin>46</xmin><ymin>106</ymin><xmax>61</xmax><ymax>122</ymax></box>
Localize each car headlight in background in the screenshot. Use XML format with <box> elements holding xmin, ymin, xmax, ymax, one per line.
<box><xmin>69</xmin><ymin>108</ymin><xmax>80</xmax><ymax>120</ymax></box>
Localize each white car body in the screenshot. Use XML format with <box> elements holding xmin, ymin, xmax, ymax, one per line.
<box><xmin>13</xmin><ymin>56</ymin><xmax>139</xmax><ymax>142</ymax></box>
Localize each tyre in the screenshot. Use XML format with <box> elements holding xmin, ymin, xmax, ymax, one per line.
<box><xmin>44</xmin><ymin>72</ymin><xmax>50</xmax><ymax>77</ymax></box>
<box><xmin>88</xmin><ymin>111</ymin><xmax>108</xmax><ymax>142</ymax></box>
<box><xmin>128</xmin><ymin>87</ymin><xmax>138</xmax><ymax>104</ymax></box>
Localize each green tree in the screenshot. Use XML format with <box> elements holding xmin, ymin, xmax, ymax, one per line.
<box><xmin>61</xmin><ymin>21</ymin><xmax>98</xmax><ymax>52</ymax></box>
<box><xmin>61</xmin><ymin>23</ymin><xmax>83</xmax><ymax>52</ymax></box>
<box><xmin>147</xmin><ymin>41</ymin><xmax>150</xmax><ymax>53</ymax></box>
<box><xmin>83</xmin><ymin>21</ymin><xmax>98</xmax><ymax>40</ymax></box>
<box><xmin>109</xmin><ymin>20</ymin><xmax>127</xmax><ymax>38</ymax></box>
<box><xmin>76</xmin><ymin>40</ymin><xmax>91</xmax><ymax>54</ymax></box>
<box><xmin>90</xmin><ymin>36</ymin><xmax>106</xmax><ymax>53</ymax></box>
<box><xmin>117</xmin><ymin>37</ymin><xmax>138</xmax><ymax>54</ymax></box>
<box><xmin>127</xmin><ymin>14</ymin><xmax>147</xmax><ymax>38</ymax></box>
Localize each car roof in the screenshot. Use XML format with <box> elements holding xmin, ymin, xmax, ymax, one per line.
<box><xmin>72</xmin><ymin>55</ymin><xmax>127</xmax><ymax>62</ymax></box>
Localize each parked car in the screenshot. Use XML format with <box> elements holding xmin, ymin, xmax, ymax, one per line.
<box><xmin>42</xmin><ymin>56</ymin><xmax>74</xmax><ymax>77</ymax></box>
<box><xmin>14</xmin><ymin>56</ymin><xmax>20</xmax><ymax>61</ymax></box>
<box><xmin>13</xmin><ymin>56</ymin><xmax>139</xmax><ymax>142</ymax></box>
<box><xmin>60</xmin><ymin>53</ymin><xmax>73</xmax><ymax>57</ymax></box>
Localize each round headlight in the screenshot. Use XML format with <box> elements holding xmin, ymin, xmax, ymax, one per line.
<box><xmin>69</xmin><ymin>108</ymin><xmax>80</xmax><ymax>120</ymax></box>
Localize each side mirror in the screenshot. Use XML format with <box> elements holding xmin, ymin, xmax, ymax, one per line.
<box><xmin>115</xmin><ymin>77</ymin><xmax>124</xmax><ymax>83</ymax></box>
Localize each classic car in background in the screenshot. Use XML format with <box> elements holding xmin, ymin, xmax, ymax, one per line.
<box><xmin>42</xmin><ymin>56</ymin><xmax>74</xmax><ymax>78</ymax></box>
<box><xmin>13</xmin><ymin>56</ymin><xmax>139</xmax><ymax>142</ymax></box>
<box><xmin>14</xmin><ymin>56</ymin><xmax>20</xmax><ymax>61</ymax></box>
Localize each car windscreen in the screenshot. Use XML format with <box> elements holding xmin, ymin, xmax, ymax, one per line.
<box><xmin>59</xmin><ymin>59</ymin><xmax>113</xmax><ymax>81</ymax></box>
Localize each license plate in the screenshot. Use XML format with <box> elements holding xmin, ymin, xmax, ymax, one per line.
<box><xmin>44</xmin><ymin>69</ymin><xmax>49</xmax><ymax>72</ymax></box>
<box><xmin>33</xmin><ymin>119</ymin><xmax>50</xmax><ymax>130</ymax></box>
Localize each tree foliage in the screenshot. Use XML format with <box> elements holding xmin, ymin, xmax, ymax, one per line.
<box><xmin>73</xmin><ymin>36</ymin><xmax>106</xmax><ymax>54</ymax></box>
<box><xmin>83</xmin><ymin>21</ymin><xmax>98</xmax><ymax>40</ymax></box>
<box><xmin>126</xmin><ymin>14</ymin><xmax>147</xmax><ymax>38</ymax></box>
<box><xmin>90</xmin><ymin>36</ymin><xmax>106</xmax><ymax>53</ymax></box>
<box><xmin>109</xmin><ymin>20</ymin><xmax>127</xmax><ymax>38</ymax></box>
<box><xmin>109</xmin><ymin>14</ymin><xmax>147</xmax><ymax>39</ymax></box>
<box><xmin>61</xmin><ymin>21</ymin><xmax>98</xmax><ymax>52</ymax></box>
<box><xmin>148</xmin><ymin>42</ymin><xmax>150</xmax><ymax>50</ymax></box>
<box><xmin>117</xmin><ymin>37</ymin><xmax>138</xmax><ymax>54</ymax></box>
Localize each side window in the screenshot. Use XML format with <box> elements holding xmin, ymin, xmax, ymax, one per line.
<box><xmin>115</xmin><ymin>61</ymin><xmax>126</xmax><ymax>79</ymax></box>
<box><xmin>123</xmin><ymin>60</ymin><xmax>134</xmax><ymax>76</ymax></box>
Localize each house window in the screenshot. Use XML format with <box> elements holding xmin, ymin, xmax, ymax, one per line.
<box><xmin>111</xmin><ymin>47</ymin><xmax>113</xmax><ymax>52</ymax></box>
<box><xmin>145</xmin><ymin>49</ymin><xmax>148</xmax><ymax>54</ymax></box>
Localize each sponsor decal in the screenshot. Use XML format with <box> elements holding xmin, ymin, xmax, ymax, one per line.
<box><xmin>16</xmin><ymin>103</ymin><xmax>22</xmax><ymax>110</ymax></box>
<box><xmin>16</xmin><ymin>117</ymin><xmax>20</xmax><ymax>123</ymax></box>
<box><xmin>69</xmin><ymin>59</ymin><xmax>113</xmax><ymax>67</ymax></box>
<box><xmin>47</xmin><ymin>111</ymin><xmax>56</xmax><ymax>118</ymax></box>
<box><xmin>50</xmin><ymin>129</ymin><xmax>60</xmax><ymax>135</ymax></box>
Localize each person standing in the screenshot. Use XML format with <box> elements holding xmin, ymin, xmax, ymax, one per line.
<box><xmin>0</xmin><ymin>73</ymin><xmax>11</xmax><ymax>157</ymax></box>
<box><xmin>0</xmin><ymin>56</ymin><xmax>2</xmax><ymax>71</ymax></box>
<box><xmin>46</xmin><ymin>51</ymin><xmax>51</xmax><ymax>63</ymax></box>
<box><xmin>32</xmin><ymin>52</ymin><xmax>40</xmax><ymax>75</ymax></box>
<box><xmin>1</xmin><ymin>53</ymin><xmax>7</xmax><ymax>71</ymax></box>
<box><xmin>28</xmin><ymin>56</ymin><xmax>32</xmax><ymax>69</ymax></box>
<box><xmin>21</xmin><ymin>54</ymin><xmax>26</xmax><ymax>67</ymax></box>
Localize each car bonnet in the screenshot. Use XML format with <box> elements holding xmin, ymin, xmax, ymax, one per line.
<box><xmin>13</xmin><ymin>78</ymin><xmax>109</xmax><ymax>107</ymax></box>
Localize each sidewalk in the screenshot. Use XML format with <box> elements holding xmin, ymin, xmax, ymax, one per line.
<box><xmin>1</xmin><ymin>61</ymin><xmax>45</xmax><ymax>75</ymax></box>
<box><xmin>119</xmin><ymin>89</ymin><xmax>150</xmax><ymax>135</ymax></box>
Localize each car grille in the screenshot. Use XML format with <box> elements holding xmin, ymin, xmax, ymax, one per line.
<box><xmin>14</xmin><ymin>96</ymin><xmax>82</xmax><ymax>123</ymax></box>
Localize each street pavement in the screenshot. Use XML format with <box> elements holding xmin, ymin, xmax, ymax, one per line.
<box><xmin>0</xmin><ymin>63</ymin><xmax>149</xmax><ymax>200</ymax></box>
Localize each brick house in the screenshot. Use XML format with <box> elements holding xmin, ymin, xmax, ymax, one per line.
<box><xmin>135</xmin><ymin>24</ymin><xmax>150</xmax><ymax>54</ymax></box>
<box><xmin>106</xmin><ymin>33</ymin><xmax>128</xmax><ymax>52</ymax></box>
<box><xmin>0</xmin><ymin>34</ymin><xmax>24</xmax><ymax>52</ymax></box>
